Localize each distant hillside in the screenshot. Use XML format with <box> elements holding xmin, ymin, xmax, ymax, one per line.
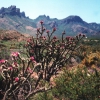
<box><xmin>0</xmin><ymin>5</ymin><xmax>100</xmax><ymax>37</ymax></box>
<box><xmin>0</xmin><ymin>29</ymin><xmax>30</xmax><ymax>41</ymax></box>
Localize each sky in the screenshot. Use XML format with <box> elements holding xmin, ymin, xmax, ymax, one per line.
<box><xmin>0</xmin><ymin>0</ymin><xmax>100</xmax><ymax>23</ymax></box>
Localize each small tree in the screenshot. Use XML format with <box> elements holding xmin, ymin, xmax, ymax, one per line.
<box><xmin>0</xmin><ymin>21</ymin><xmax>85</xmax><ymax>100</ymax></box>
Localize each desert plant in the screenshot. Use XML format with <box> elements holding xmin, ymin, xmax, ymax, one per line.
<box><xmin>81</xmin><ymin>51</ymin><xmax>100</xmax><ymax>68</ymax></box>
<box><xmin>25</xmin><ymin>21</ymin><xmax>85</xmax><ymax>81</ymax></box>
<box><xmin>51</xmin><ymin>67</ymin><xmax>100</xmax><ymax>100</ymax></box>
<box><xmin>0</xmin><ymin>48</ymin><xmax>10</xmax><ymax>59</ymax></box>
<box><xmin>31</xmin><ymin>67</ymin><xmax>100</xmax><ymax>100</ymax></box>
<box><xmin>0</xmin><ymin>21</ymin><xmax>85</xmax><ymax>100</ymax></box>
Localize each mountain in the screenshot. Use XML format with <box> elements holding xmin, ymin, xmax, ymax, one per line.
<box><xmin>33</xmin><ymin>15</ymin><xmax>100</xmax><ymax>37</ymax></box>
<box><xmin>0</xmin><ymin>5</ymin><xmax>37</xmax><ymax>35</ymax></box>
<box><xmin>0</xmin><ymin>5</ymin><xmax>100</xmax><ymax>37</ymax></box>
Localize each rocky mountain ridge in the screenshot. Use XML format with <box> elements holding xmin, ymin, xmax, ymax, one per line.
<box><xmin>0</xmin><ymin>5</ymin><xmax>28</xmax><ymax>18</ymax></box>
<box><xmin>34</xmin><ymin>15</ymin><xmax>100</xmax><ymax>36</ymax></box>
<box><xmin>0</xmin><ymin>5</ymin><xmax>100</xmax><ymax>37</ymax></box>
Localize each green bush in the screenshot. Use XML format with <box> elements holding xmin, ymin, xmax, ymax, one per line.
<box><xmin>0</xmin><ymin>48</ymin><xmax>10</xmax><ymax>59</ymax></box>
<box><xmin>35</xmin><ymin>67</ymin><xmax>100</xmax><ymax>100</ymax></box>
<box><xmin>53</xmin><ymin>67</ymin><xmax>100</xmax><ymax>100</ymax></box>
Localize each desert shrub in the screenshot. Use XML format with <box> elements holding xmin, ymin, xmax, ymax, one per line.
<box><xmin>53</xmin><ymin>67</ymin><xmax>100</xmax><ymax>100</ymax></box>
<box><xmin>81</xmin><ymin>38</ymin><xmax>100</xmax><ymax>52</ymax></box>
<box><xmin>32</xmin><ymin>90</ymin><xmax>53</xmax><ymax>100</ymax></box>
<box><xmin>35</xmin><ymin>67</ymin><xmax>100</xmax><ymax>100</ymax></box>
<box><xmin>81</xmin><ymin>51</ymin><xmax>100</xmax><ymax>68</ymax></box>
<box><xmin>0</xmin><ymin>48</ymin><xmax>10</xmax><ymax>59</ymax></box>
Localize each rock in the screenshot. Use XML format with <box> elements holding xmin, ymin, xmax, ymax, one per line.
<box><xmin>62</xmin><ymin>15</ymin><xmax>84</xmax><ymax>24</ymax></box>
<box><xmin>0</xmin><ymin>7</ymin><xmax>5</xmax><ymax>14</ymax></box>
<box><xmin>48</xmin><ymin>21</ymin><xmax>58</xmax><ymax>28</ymax></box>
<box><xmin>0</xmin><ymin>5</ymin><xmax>27</xmax><ymax>18</ymax></box>
<box><xmin>21</xmin><ymin>11</ymin><xmax>25</xmax><ymax>17</ymax></box>
<box><xmin>0</xmin><ymin>14</ymin><xmax>4</xmax><ymax>18</ymax></box>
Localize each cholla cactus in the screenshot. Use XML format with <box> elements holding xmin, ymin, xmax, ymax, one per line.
<box><xmin>0</xmin><ymin>21</ymin><xmax>85</xmax><ymax>100</ymax></box>
<box><xmin>0</xmin><ymin>51</ymin><xmax>36</xmax><ymax>100</ymax></box>
<box><xmin>26</xmin><ymin>22</ymin><xmax>85</xmax><ymax>81</ymax></box>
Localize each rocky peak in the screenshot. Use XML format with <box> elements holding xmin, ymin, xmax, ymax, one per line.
<box><xmin>20</xmin><ymin>11</ymin><xmax>26</xmax><ymax>17</ymax></box>
<box><xmin>35</xmin><ymin>15</ymin><xmax>51</xmax><ymax>23</ymax></box>
<box><xmin>62</xmin><ymin>15</ymin><xmax>84</xmax><ymax>24</ymax></box>
<box><xmin>39</xmin><ymin>15</ymin><xmax>50</xmax><ymax>19</ymax></box>
<box><xmin>0</xmin><ymin>5</ymin><xmax>27</xmax><ymax>18</ymax></box>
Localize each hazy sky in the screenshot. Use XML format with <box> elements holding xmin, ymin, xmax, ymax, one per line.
<box><xmin>0</xmin><ymin>0</ymin><xmax>100</xmax><ymax>23</ymax></box>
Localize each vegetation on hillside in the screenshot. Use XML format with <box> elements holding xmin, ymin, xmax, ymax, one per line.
<box><xmin>0</xmin><ymin>21</ymin><xmax>100</xmax><ymax>100</ymax></box>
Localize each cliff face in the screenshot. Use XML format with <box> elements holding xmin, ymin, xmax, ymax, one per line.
<box><xmin>0</xmin><ymin>5</ymin><xmax>28</xmax><ymax>18</ymax></box>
